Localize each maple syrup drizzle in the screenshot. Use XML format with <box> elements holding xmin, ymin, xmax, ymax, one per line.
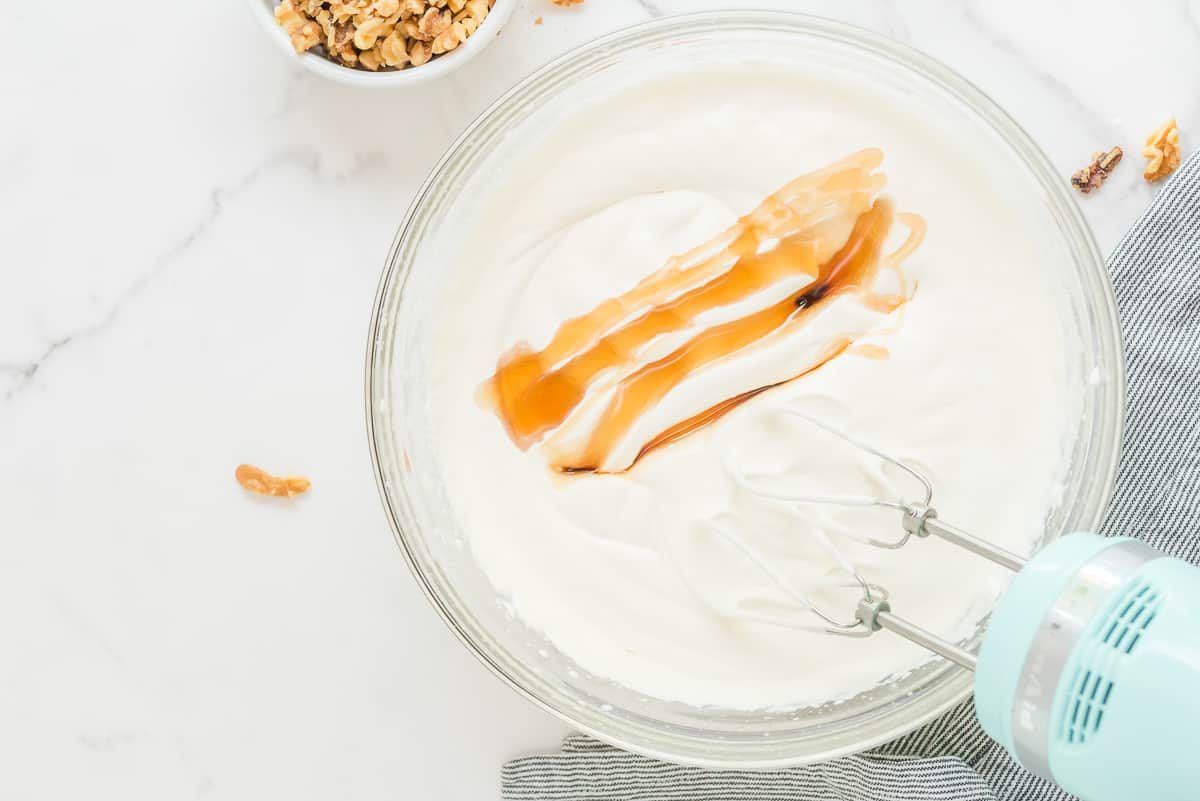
<box><xmin>559</xmin><ymin>199</ymin><xmax>895</xmax><ymax>472</ymax></box>
<box><xmin>622</xmin><ymin>337</ymin><xmax>853</xmax><ymax>471</ymax></box>
<box><xmin>483</xmin><ymin>149</ymin><xmax>885</xmax><ymax>449</ymax></box>
<box><xmin>847</xmin><ymin>343</ymin><xmax>891</xmax><ymax>360</ymax></box>
<box><xmin>482</xmin><ymin>152</ymin><xmax>926</xmax><ymax>473</ymax></box>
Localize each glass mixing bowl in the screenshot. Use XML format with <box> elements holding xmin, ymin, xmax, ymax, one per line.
<box><xmin>366</xmin><ymin>12</ymin><xmax>1124</xmax><ymax>768</ymax></box>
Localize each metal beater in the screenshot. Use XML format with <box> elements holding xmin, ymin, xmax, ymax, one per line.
<box><xmin>725</xmin><ymin>403</ymin><xmax>1025</xmax><ymax>668</ymax></box>
<box><xmin>727</xmin><ymin>402</ymin><xmax>1200</xmax><ymax>801</ymax></box>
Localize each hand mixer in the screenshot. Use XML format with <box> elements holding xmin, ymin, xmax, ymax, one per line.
<box><xmin>728</xmin><ymin>405</ymin><xmax>1200</xmax><ymax>801</ymax></box>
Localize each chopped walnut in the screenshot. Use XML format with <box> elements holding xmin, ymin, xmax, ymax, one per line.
<box><xmin>417</xmin><ymin>6</ymin><xmax>452</xmax><ymax>38</ymax></box>
<box><xmin>409</xmin><ymin>38</ymin><xmax>433</xmax><ymax>65</ymax></box>
<box><xmin>359</xmin><ymin>43</ymin><xmax>385</xmax><ymax>70</ymax></box>
<box><xmin>534</xmin><ymin>16</ymin><xmax>543</xmax><ymax>24</ymax></box>
<box><xmin>353</xmin><ymin>16</ymin><xmax>393</xmax><ymax>49</ymax></box>
<box><xmin>1143</xmin><ymin>118</ymin><xmax>1181</xmax><ymax>182</ymax></box>
<box><xmin>379</xmin><ymin>30</ymin><xmax>410</xmax><ymax>66</ymax></box>
<box><xmin>275</xmin><ymin>0</ymin><xmax>323</xmax><ymax>51</ymax></box>
<box><xmin>236</xmin><ymin>464</ymin><xmax>311</xmax><ymax>498</ymax></box>
<box><xmin>329</xmin><ymin>19</ymin><xmax>359</xmax><ymax>65</ymax></box>
<box><xmin>1071</xmin><ymin>146</ymin><xmax>1123</xmax><ymax>194</ymax></box>
<box><xmin>272</xmin><ymin>0</ymin><xmax>494</xmax><ymax>71</ymax></box>
<box><xmin>432</xmin><ymin>20</ymin><xmax>467</xmax><ymax>54</ymax></box>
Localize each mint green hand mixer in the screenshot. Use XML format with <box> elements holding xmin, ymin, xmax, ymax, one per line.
<box><xmin>729</xmin><ymin>407</ymin><xmax>1200</xmax><ymax>801</ymax></box>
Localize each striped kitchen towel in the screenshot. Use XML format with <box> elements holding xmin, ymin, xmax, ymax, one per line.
<box><xmin>502</xmin><ymin>150</ymin><xmax>1200</xmax><ymax>801</ymax></box>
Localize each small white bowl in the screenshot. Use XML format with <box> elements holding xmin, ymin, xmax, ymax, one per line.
<box><xmin>247</xmin><ymin>0</ymin><xmax>515</xmax><ymax>87</ymax></box>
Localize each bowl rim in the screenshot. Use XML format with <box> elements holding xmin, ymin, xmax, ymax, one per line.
<box><xmin>365</xmin><ymin>9</ymin><xmax>1126</xmax><ymax>768</ymax></box>
<box><xmin>245</xmin><ymin>0</ymin><xmax>515</xmax><ymax>87</ymax></box>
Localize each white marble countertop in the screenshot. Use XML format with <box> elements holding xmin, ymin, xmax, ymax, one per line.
<box><xmin>3</xmin><ymin>1</ymin><xmax>1196</xmax><ymax>798</ymax></box>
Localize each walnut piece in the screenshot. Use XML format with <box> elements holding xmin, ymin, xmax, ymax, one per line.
<box><xmin>275</xmin><ymin>0</ymin><xmax>323</xmax><ymax>51</ymax></box>
<box><xmin>409</xmin><ymin>38</ymin><xmax>433</xmax><ymax>65</ymax></box>
<box><xmin>353</xmin><ymin>15</ymin><xmax>393</xmax><ymax>50</ymax></box>
<box><xmin>1071</xmin><ymin>146</ymin><xmax>1123</xmax><ymax>194</ymax></box>
<box><xmin>236</xmin><ymin>464</ymin><xmax>311</xmax><ymax>498</ymax></box>
<box><xmin>432</xmin><ymin>21</ymin><xmax>467</xmax><ymax>54</ymax></box>
<box><xmin>359</xmin><ymin>44</ymin><xmax>385</xmax><ymax>70</ymax></box>
<box><xmin>551</xmin><ymin>0</ymin><xmax>584</xmax><ymax>5</ymax></box>
<box><xmin>379</xmin><ymin>29</ymin><xmax>410</xmax><ymax>66</ymax></box>
<box><xmin>272</xmin><ymin>0</ymin><xmax>494</xmax><ymax>71</ymax></box>
<box><xmin>417</xmin><ymin>6</ymin><xmax>452</xmax><ymax>38</ymax></box>
<box><xmin>1143</xmin><ymin>117</ymin><xmax>1181</xmax><ymax>182</ymax></box>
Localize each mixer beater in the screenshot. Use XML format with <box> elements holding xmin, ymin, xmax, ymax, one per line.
<box><xmin>725</xmin><ymin>402</ymin><xmax>1025</xmax><ymax>667</ymax></box>
<box><xmin>723</xmin><ymin>401</ymin><xmax>1200</xmax><ymax>801</ymax></box>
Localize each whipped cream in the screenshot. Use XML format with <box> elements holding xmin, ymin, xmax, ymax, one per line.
<box><xmin>428</xmin><ymin>66</ymin><xmax>1078</xmax><ymax>708</ymax></box>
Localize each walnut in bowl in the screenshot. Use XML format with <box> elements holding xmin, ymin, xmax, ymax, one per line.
<box><xmin>248</xmin><ymin>0</ymin><xmax>513</xmax><ymax>86</ymax></box>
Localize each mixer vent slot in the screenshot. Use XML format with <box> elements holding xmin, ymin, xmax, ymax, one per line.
<box><xmin>1064</xmin><ymin>669</ymin><xmax>1115</xmax><ymax>744</ymax></box>
<box><xmin>1099</xmin><ymin>581</ymin><xmax>1160</xmax><ymax>655</ymax></box>
<box><xmin>1061</xmin><ymin>580</ymin><xmax>1162</xmax><ymax>745</ymax></box>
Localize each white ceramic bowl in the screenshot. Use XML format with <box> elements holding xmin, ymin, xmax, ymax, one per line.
<box><xmin>247</xmin><ymin>0</ymin><xmax>514</xmax><ymax>87</ymax></box>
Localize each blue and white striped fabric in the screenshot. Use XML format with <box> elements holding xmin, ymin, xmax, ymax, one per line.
<box><xmin>503</xmin><ymin>151</ymin><xmax>1200</xmax><ymax>801</ymax></box>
